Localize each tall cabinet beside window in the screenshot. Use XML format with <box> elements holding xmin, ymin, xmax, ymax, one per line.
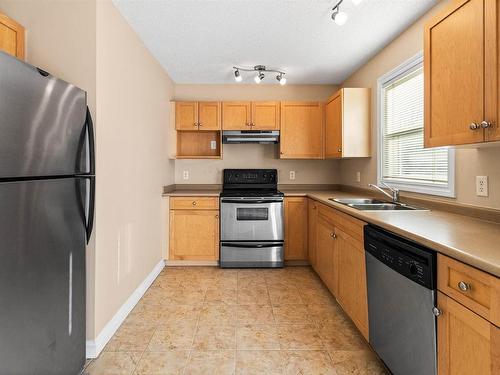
<box><xmin>424</xmin><ymin>0</ymin><xmax>500</xmax><ymax>146</ymax></box>
<box><xmin>325</xmin><ymin>88</ymin><xmax>371</xmax><ymax>158</ymax></box>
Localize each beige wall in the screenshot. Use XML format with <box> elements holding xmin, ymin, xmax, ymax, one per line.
<box><xmin>0</xmin><ymin>0</ymin><xmax>98</xmax><ymax>339</ymax></box>
<box><xmin>174</xmin><ymin>84</ymin><xmax>340</xmax><ymax>185</ymax></box>
<box><xmin>339</xmin><ymin>0</ymin><xmax>500</xmax><ymax>210</ymax></box>
<box><xmin>94</xmin><ymin>1</ymin><xmax>174</xmax><ymax>336</ymax></box>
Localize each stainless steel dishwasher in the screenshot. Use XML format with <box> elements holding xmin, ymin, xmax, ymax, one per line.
<box><xmin>364</xmin><ymin>225</ymin><xmax>438</xmax><ymax>375</ymax></box>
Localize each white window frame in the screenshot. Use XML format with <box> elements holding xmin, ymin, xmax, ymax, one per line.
<box><xmin>377</xmin><ymin>52</ymin><xmax>455</xmax><ymax>198</ymax></box>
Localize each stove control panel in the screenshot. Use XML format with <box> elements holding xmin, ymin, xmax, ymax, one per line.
<box><xmin>224</xmin><ymin>169</ymin><xmax>277</xmax><ymax>185</ymax></box>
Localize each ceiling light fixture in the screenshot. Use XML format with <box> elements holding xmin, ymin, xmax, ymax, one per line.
<box><xmin>234</xmin><ymin>69</ymin><xmax>242</xmax><ymax>82</ymax></box>
<box><xmin>331</xmin><ymin>0</ymin><xmax>348</xmax><ymax>26</ymax></box>
<box><xmin>232</xmin><ymin>65</ymin><xmax>286</xmax><ymax>85</ymax></box>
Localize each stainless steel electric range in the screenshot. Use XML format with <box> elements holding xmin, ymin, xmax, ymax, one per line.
<box><xmin>220</xmin><ymin>169</ymin><xmax>284</xmax><ymax>268</ymax></box>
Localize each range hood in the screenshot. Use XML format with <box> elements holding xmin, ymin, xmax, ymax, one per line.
<box><xmin>222</xmin><ymin>130</ymin><xmax>279</xmax><ymax>144</ymax></box>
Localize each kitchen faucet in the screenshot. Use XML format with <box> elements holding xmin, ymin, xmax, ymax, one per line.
<box><xmin>368</xmin><ymin>182</ymin><xmax>400</xmax><ymax>203</ymax></box>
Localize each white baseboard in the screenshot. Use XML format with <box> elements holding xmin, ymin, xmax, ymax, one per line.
<box><xmin>85</xmin><ymin>259</ymin><xmax>165</xmax><ymax>359</ymax></box>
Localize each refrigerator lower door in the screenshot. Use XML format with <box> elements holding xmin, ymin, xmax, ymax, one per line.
<box><xmin>0</xmin><ymin>51</ymin><xmax>90</xmax><ymax>178</ymax></box>
<box><xmin>0</xmin><ymin>178</ymin><xmax>86</xmax><ymax>375</ymax></box>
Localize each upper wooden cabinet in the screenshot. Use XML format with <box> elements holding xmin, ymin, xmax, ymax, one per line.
<box><xmin>284</xmin><ymin>197</ymin><xmax>308</xmax><ymax>261</ymax></box>
<box><xmin>222</xmin><ymin>101</ymin><xmax>279</xmax><ymax>130</ymax></box>
<box><xmin>424</xmin><ymin>0</ymin><xmax>500</xmax><ymax>146</ymax></box>
<box><xmin>280</xmin><ymin>101</ymin><xmax>324</xmax><ymax>159</ymax></box>
<box><xmin>175</xmin><ymin>101</ymin><xmax>221</xmax><ymax>131</ymax></box>
<box><xmin>325</xmin><ymin>88</ymin><xmax>371</xmax><ymax>158</ymax></box>
<box><xmin>0</xmin><ymin>12</ymin><xmax>24</xmax><ymax>60</ymax></box>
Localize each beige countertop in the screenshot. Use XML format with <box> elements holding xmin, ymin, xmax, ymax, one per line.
<box><xmin>164</xmin><ymin>187</ymin><xmax>500</xmax><ymax>277</ymax></box>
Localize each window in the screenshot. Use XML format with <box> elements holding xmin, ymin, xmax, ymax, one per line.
<box><xmin>378</xmin><ymin>53</ymin><xmax>455</xmax><ymax>197</ymax></box>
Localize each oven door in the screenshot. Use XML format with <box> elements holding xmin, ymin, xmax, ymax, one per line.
<box><xmin>220</xmin><ymin>198</ymin><xmax>284</xmax><ymax>241</ymax></box>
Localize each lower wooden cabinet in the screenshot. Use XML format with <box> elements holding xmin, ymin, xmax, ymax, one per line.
<box><xmin>315</xmin><ymin>212</ymin><xmax>338</xmax><ymax>295</ymax></box>
<box><xmin>307</xmin><ymin>199</ymin><xmax>319</xmax><ymax>269</ymax></box>
<box><xmin>169</xmin><ymin>197</ymin><xmax>219</xmax><ymax>261</ymax></box>
<box><xmin>284</xmin><ymin>197</ymin><xmax>308</xmax><ymax>260</ymax></box>
<box><xmin>437</xmin><ymin>291</ymin><xmax>500</xmax><ymax>375</ymax></box>
<box><xmin>336</xmin><ymin>227</ymin><xmax>369</xmax><ymax>339</ymax></box>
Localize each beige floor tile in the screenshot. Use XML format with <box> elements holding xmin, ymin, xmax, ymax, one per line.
<box><xmin>199</xmin><ymin>303</ymin><xmax>237</xmax><ymax>325</ymax></box>
<box><xmin>330</xmin><ymin>350</ymin><xmax>389</xmax><ymax>375</ymax></box>
<box><xmin>268</xmin><ymin>288</ymin><xmax>303</xmax><ymax>305</ymax></box>
<box><xmin>236</xmin><ymin>350</ymin><xmax>285</xmax><ymax>375</ymax></box>
<box><xmin>306</xmin><ymin>303</ymin><xmax>345</xmax><ymax>324</ymax></box>
<box><xmin>162</xmin><ymin>289</ymin><xmax>206</xmax><ymax>305</ymax></box>
<box><xmin>205</xmin><ymin>288</ymin><xmax>237</xmax><ymax>304</ymax></box>
<box><xmin>134</xmin><ymin>351</ymin><xmax>190</xmax><ymax>375</ymax></box>
<box><xmin>236</xmin><ymin>324</ymin><xmax>280</xmax><ymax>350</ymax></box>
<box><xmin>192</xmin><ymin>325</ymin><xmax>236</xmax><ymax>350</ymax></box>
<box><xmin>282</xmin><ymin>350</ymin><xmax>337</xmax><ymax>375</ymax></box>
<box><xmin>157</xmin><ymin>305</ymin><xmax>201</xmax><ymax>323</ymax></box>
<box><xmin>208</xmin><ymin>277</ymin><xmax>238</xmax><ymax>290</ymax></box>
<box><xmin>237</xmin><ymin>305</ymin><xmax>275</xmax><ymax>325</ymax></box>
<box><xmin>237</xmin><ymin>287</ymin><xmax>270</xmax><ymax>305</ymax></box>
<box><xmin>237</xmin><ymin>277</ymin><xmax>267</xmax><ymax>289</ymax></box>
<box><xmin>184</xmin><ymin>350</ymin><xmax>236</xmax><ymax>375</ymax></box>
<box><xmin>299</xmin><ymin>288</ymin><xmax>337</xmax><ymax>305</ymax></box>
<box><xmin>277</xmin><ymin>324</ymin><xmax>324</xmax><ymax>350</ymax></box>
<box><xmin>85</xmin><ymin>352</ymin><xmax>142</xmax><ymax>375</ymax></box>
<box><xmin>273</xmin><ymin>304</ymin><xmax>312</xmax><ymax>324</ymax></box>
<box><xmin>147</xmin><ymin>321</ymin><xmax>197</xmax><ymax>351</ymax></box>
<box><xmin>318</xmin><ymin>320</ymin><xmax>367</xmax><ymax>351</ymax></box>
<box><xmin>105</xmin><ymin>324</ymin><xmax>156</xmax><ymax>352</ymax></box>
<box><xmin>124</xmin><ymin>307</ymin><xmax>164</xmax><ymax>327</ymax></box>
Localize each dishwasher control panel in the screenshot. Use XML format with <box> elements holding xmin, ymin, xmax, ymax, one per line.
<box><xmin>364</xmin><ymin>225</ymin><xmax>436</xmax><ymax>290</ymax></box>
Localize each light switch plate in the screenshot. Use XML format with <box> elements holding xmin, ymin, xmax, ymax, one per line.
<box><xmin>356</xmin><ymin>171</ymin><xmax>361</xmax><ymax>183</ymax></box>
<box><xmin>210</xmin><ymin>140</ymin><xmax>217</xmax><ymax>150</ymax></box>
<box><xmin>183</xmin><ymin>171</ymin><xmax>189</xmax><ymax>180</ymax></box>
<box><xmin>289</xmin><ymin>171</ymin><xmax>296</xmax><ymax>180</ymax></box>
<box><xmin>476</xmin><ymin>176</ymin><xmax>488</xmax><ymax>197</ymax></box>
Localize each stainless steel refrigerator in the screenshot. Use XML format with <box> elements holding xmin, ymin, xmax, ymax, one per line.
<box><xmin>0</xmin><ymin>51</ymin><xmax>95</xmax><ymax>375</ymax></box>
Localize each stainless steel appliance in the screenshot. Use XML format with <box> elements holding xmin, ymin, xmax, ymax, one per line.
<box><xmin>364</xmin><ymin>225</ymin><xmax>437</xmax><ymax>375</ymax></box>
<box><xmin>0</xmin><ymin>51</ymin><xmax>94</xmax><ymax>375</ymax></box>
<box><xmin>220</xmin><ymin>169</ymin><xmax>284</xmax><ymax>268</ymax></box>
<box><xmin>222</xmin><ymin>130</ymin><xmax>279</xmax><ymax>144</ymax></box>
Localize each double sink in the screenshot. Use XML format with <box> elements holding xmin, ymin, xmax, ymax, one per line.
<box><xmin>329</xmin><ymin>198</ymin><xmax>426</xmax><ymax>211</ymax></box>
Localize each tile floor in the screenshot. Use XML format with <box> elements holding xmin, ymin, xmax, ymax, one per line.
<box><xmin>85</xmin><ymin>266</ymin><xmax>388</xmax><ymax>375</ymax></box>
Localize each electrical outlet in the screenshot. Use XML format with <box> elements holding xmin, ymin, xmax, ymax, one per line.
<box><xmin>210</xmin><ymin>140</ymin><xmax>217</xmax><ymax>150</ymax></box>
<box><xmin>182</xmin><ymin>171</ymin><xmax>189</xmax><ymax>180</ymax></box>
<box><xmin>356</xmin><ymin>171</ymin><xmax>361</xmax><ymax>183</ymax></box>
<box><xmin>476</xmin><ymin>176</ymin><xmax>488</xmax><ymax>197</ymax></box>
<box><xmin>289</xmin><ymin>171</ymin><xmax>296</xmax><ymax>180</ymax></box>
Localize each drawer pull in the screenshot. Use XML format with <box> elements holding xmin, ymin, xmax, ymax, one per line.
<box><xmin>192</xmin><ymin>201</ymin><xmax>197</xmax><ymax>206</ymax></box>
<box><xmin>457</xmin><ymin>281</ymin><xmax>471</xmax><ymax>292</ymax></box>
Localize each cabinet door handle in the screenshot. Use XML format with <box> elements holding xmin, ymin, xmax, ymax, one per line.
<box><xmin>337</xmin><ymin>148</ymin><xmax>342</xmax><ymax>152</ymax></box>
<box><xmin>192</xmin><ymin>201</ymin><xmax>197</xmax><ymax>206</ymax></box>
<box><xmin>470</xmin><ymin>122</ymin><xmax>480</xmax><ymax>130</ymax></box>
<box><xmin>330</xmin><ymin>233</ymin><xmax>337</xmax><ymax>239</ymax></box>
<box><xmin>457</xmin><ymin>281</ymin><xmax>471</xmax><ymax>292</ymax></box>
<box><xmin>194</xmin><ymin>122</ymin><xmax>198</xmax><ymax>127</ymax></box>
<box><xmin>246</xmin><ymin>123</ymin><xmax>250</xmax><ymax>127</ymax></box>
<box><xmin>198</xmin><ymin>123</ymin><xmax>202</xmax><ymax>127</ymax></box>
<box><xmin>481</xmin><ymin>121</ymin><xmax>492</xmax><ymax>129</ymax></box>
<box><xmin>432</xmin><ymin>307</ymin><xmax>442</xmax><ymax>317</ymax></box>
<box><xmin>215</xmin><ymin>214</ymin><xmax>219</xmax><ymax>219</ymax></box>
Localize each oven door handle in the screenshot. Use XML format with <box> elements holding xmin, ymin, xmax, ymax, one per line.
<box><xmin>221</xmin><ymin>242</ymin><xmax>283</xmax><ymax>248</ymax></box>
<box><xmin>221</xmin><ymin>199</ymin><xmax>283</xmax><ymax>204</ymax></box>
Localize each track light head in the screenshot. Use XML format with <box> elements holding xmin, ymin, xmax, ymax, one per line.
<box><xmin>254</xmin><ymin>72</ymin><xmax>265</xmax><ymax>83</ymax></box>
<box><xmin>277</xmin><ymin>73</ymin><xmax>286</xmax><ymax>85</ymax></box>
<box><xmin>234</xmin><ymin>69</ymin><xmax>242</xmax><ymax>82</ymax></box>
<box><xmin>332</xmin><ymin>1</ymin><xmax>348</xmax><ymax>25</ymax></box>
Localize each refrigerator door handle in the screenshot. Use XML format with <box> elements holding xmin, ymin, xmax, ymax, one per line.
<box><xmin>85</xmin><ymin>176</ymin><xmax>95</xmax><ymax>243</ymax></box>
<box><xmin>85</xmin><ymin>106</ymin><xmax>95</xmax><ymax>175</ymax></box>
<box><xmin>76</xmin><ymin>176</ymin><xmax>95</xmax><ymax>243</ymax></box>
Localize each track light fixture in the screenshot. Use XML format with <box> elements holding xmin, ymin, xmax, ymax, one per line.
<box><xmin>233</xmin><ymin>65</ymin><xmax>286</xmax><ymax>85</ymax></box>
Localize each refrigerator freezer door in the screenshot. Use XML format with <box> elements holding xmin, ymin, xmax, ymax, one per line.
<box><xmin>0</xmin><ymin>51</ymin><xmax>89</xmax><ymax>178</ymax></box>
<box><xmin>0</xmin><ymin>178</ymin><xmax>86</xmax><ymax>375</ymax></box>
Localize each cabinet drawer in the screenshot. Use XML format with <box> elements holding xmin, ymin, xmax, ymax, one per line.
<box><xmin>438</xmin><ymin>254</ymin><xmax>500</xmax><ymax>326</ymax></box>
<box><xmin>170</xmin><ymin>196</ymin><xmax>219</xmax><ymax>210</ymax></box>
<box><xmin>317</xmin><ymin>203</ymin><xmax>365</xmax><ymax>242</ymax></box>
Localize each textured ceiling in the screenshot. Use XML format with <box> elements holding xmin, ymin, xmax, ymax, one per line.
<box><xmin>112</xmin><ymin>0</ymin><xmax>437</xmax><ymax>84</ymax></box>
